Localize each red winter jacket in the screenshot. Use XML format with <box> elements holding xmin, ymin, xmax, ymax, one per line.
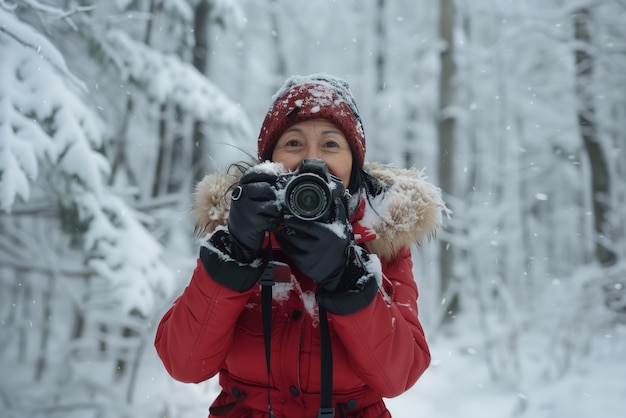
<box><xmin>155</xmin><ymin>163</ymin><xmax>447</xmax><ymax>417</ymax></box>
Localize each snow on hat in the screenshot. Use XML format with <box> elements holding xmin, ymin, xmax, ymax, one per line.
<box><xmin>257</xmin><ymin>74</ymin><xmax>366</xmax><ymax>168</ymax></box>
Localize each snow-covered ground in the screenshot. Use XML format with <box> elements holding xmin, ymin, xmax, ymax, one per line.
<box><xmin>388</xmin><ymin>319</ymin><xmax>626</xmax><ymax>418</ymax></box>
<box><xmin>388</xmin><ymin>329</ymin><xmax>626</xmax><ymax>418</ymax></box>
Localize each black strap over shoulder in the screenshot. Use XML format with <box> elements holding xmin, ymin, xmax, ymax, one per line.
<box><xmin>318</xmin><ymin>305</ymin><xmax>335</xmax><ymax>418</ymax></box>
<box><xmin>260</xmin><ymin>260</ymin><xmax>276</xmax><ymax>418</ymax></box>
<box><xmin>260</xmin><ymin>251</ymin><xmax>336</xmax><ymax>418</ymax></box>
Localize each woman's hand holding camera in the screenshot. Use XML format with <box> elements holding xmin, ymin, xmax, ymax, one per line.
<box><xmin>200</xmin><ymin>169</ymin><xmax>282</xmax><ymax>293</ymax></box>
<box><xmin>275</xmin><ymin>197</ymin><xmax>351</xmax><ymax>293</ymax></box>
<box><xmin>228</xmin><ymin>170</ymin><xmax>282</xmax><ymax>263</ymax></box>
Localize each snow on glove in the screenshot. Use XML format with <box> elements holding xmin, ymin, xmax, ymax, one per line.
<box><xmin>227</xmin><ymin>169</ymin><xmax>282</xmax><ymax>262</ymax></box>
<box><xmin>275</xmin><ymin>196</ymin><xmax>351</xmax><ymax>292</ymax></box>
<box><xmin>200</xmin><ymin>228</ymin><xmax>267</xmax><ymax>292</ymax></box>
<box><xmin>315</xmin><ymin>244</ymin><xmax>380</xmax><ymax>315</ymax></box>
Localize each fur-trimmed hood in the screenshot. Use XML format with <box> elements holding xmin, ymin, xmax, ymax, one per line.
<box><xmin>191</xmin><ymin>162</ymin><xmax>449</xmax><ymax>261</ymax></box>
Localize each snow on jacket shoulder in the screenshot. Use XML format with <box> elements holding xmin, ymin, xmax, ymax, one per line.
<box><xmin>154</xmin><ymin>162</ymin><xmax>448</xmax><ymax>417</ymax></box>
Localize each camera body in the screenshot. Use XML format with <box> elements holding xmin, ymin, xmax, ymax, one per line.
<box><xmin>275</xmin><ymin>159</ymin><xmax>346</xmax><ymax>222</ymax></box>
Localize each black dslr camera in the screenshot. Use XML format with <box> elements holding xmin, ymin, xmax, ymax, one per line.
<box><xmin>276</xmin><ymin>159</ymin><xmax>346</xmax><ymax>222</ymax></box>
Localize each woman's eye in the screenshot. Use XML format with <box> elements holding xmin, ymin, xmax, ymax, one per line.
<box><xmin>286</xmin><ymin>140</ymin><xmax>300</xmax><ymax>147</ymax></box>
<box><xmin>324</xmin><ymin>141</ymin><xmax>339</xmax><ymax>148</ymax></box>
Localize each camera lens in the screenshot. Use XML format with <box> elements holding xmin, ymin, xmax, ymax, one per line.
<box><xmin>286</xmin><ymin>180</ymin><xmax>329</xmax><ymax>220</ymax></box>
<box><xmin>294</xmin><ymin>184</ymin><xmax>323</xmax><ymax>212</ymax></box>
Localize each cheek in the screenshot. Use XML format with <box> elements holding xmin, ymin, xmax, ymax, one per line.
<box><xmin>340</xmin><ymin>170</ymin><xmax>352</xmax><ymax>189</ymax></box>
<box><xmin>328</xmin><ymin>160</ymin><xmax>352</xmax><ymax>188</ymax></box>
<box><xmin>272</xmin><ymin>152</ymin><xmax>301</xmax><ymax>171</ymax></box>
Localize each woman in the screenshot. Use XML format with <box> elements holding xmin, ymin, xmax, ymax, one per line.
<box><xmin>154</xmin><ymin>74</ymin><xmax>448</xmax><ymax>417</ymax></box>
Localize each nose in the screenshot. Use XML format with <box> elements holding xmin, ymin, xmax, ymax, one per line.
<box><xmin>304</xmin><ymin>146</ymin><xmax>321</xmax><ymax>160</ymax></box>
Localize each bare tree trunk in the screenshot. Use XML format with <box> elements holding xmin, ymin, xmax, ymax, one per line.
<box><xmin>35</xmin><ymin>274</ymin><xmax>53</xmax><ymax>382</ymax></box>
<box><xmin>110</xmin><ymin>0</ymin><xmax>159</xmax><ymax>189</ymax></box>
<box><xmin>192</xmin><ymin>0</ymin><xmax>211</xmax><ymax>185</ymax></box>
<box><xmin>403</xmin><ymin>105</ymin><xmax>418</xmax><ymax>168</ymax></box>
<box><xmin>437</xmin><ymin>0</ymin><xmax>458</xmax><ymax>320</ymax></box>
<box><xmin>108</xmin><ymin>99</ymin><xmax>135</xmax><ymax>186</ymax></box>
<box><xmin>375</xmin><ymin>0</ymin><xmax>386</xmax><ymax>93</ymax></box>
<box><xmin>371</xmin><ymin>0</ymin><xmax>387</xmax><ymax>161</ymax></box>
<box><xmin>152</xmin><ymin>103</ymin><xmax>169</xmax><ymax>197</ymax></box>
<box><xmin>574</xmin><ymin>8</ymin><xmax>616</xmax><ymax>267</ymax></box>
<box><xmin>18</xmin><ymin>274</ymin><xmax>31</xmax><ymax>364</ymax></box>
<box><xmin>269</xmin><ymin>0</ymin><xmax>288</xmax><ymax>92</ymax></box>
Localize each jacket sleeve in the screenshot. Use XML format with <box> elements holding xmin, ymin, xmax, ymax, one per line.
<box><xmin>329</xmin><ymin>246</ymin><xmax>430</xmax><ymax>398</ymax></box>
<box><xmin>154</xmin><ymin>259</ymin><xmax>254</xmax><ymax>383</ymax></box>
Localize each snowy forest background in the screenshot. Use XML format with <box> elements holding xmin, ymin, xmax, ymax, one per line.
<box><xmin>1</xmin><ymin>0</ymin><xmax>625</xmax><ymax>417</ymax></box>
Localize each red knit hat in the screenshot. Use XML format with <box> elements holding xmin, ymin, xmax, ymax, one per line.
<box><xmin>257</xmin><ymin>74</ymin><xmax>366</xmax><ymax>168</ymax></box>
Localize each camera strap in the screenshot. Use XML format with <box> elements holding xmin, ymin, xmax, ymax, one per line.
<box><xmin>259</xmin><ymin>250</ymin><xmax>335</xmax><ymax>417</ymax></box>
<box><xmin>259</xmin><ymin>260</ymin><xmax>276</xmax><ymax>418</ymax></box>
<box><xmin>318</xmin><ymin>305</ymin><xmax>335</xmax><ymax>417</ymax></box>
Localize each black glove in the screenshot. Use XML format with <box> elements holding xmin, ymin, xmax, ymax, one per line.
<box><xmin>275</xmin><ymin>197</ymin><xmax>350</xmax><ymax>292</ymax></box>
<box><xmin>200</xmin><ymin>229</ymin><xmax>267</xmax><ymax>292</ymax></box>
<box><xmin>199</xmin><ymin>168</ymin><xmax>282</xmax><ymax>292</ymax></box>
<box><xmin>228</xmin><ymin>170</ymin><xmax>282</xmax><ymax>262</ymax></box>
<box><xmin>315</xmin><ymin>244</ymin><xmax>380</xmax><ymax>314</ymax></box>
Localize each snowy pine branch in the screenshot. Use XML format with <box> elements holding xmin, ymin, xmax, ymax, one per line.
<box><xmin>0</xmin><ymin>8</ymin><xmax>87</xmax><ymax>92</ymax></box>
<box><xmin>0</xmin><ymin>7</ymin><xmax>173</xmax><ymax>316</ymax></box>
<box><xmin>95</xmin><ymin>28</ymin><xmax>251</xmax><ymax>135</ymax></box>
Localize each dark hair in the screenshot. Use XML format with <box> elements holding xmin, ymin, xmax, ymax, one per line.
<box><xmin>348</xmin><ymin>161</ymin><xmax>386</xmax><ymax>219</ymax></box>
